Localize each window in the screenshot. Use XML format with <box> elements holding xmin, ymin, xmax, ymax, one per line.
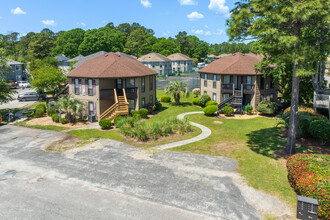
<box><xmin>270</xmin><ymin>76</ymin><xmax>275</xmax><ymax>88</ymax></box>
<box><xmin>260</xmin><ymin>77</ymin><xmax>264</xmax><ymax>90</ymax></box>
<box><xmin>117</xmin><ymin>79</ymin><xmax>122</xmax><ymax>89</ymax></box>
<box><xmin>213</xmin><ymin>93</ymin><xmax>216</xmax><ymax>101</ymax></box>
<box><xmin>265</xmin><ymin>83</ymin><xmax>269</xmax><ymax>89</ymax></box>
<box><xmin>213</xmin><ymin>74</ymin><xmax>217</xmax><ymax>88</ymax></box>
<box><xmin>88</xmin><ymin>79</ymin><xmax>93</xmax><ymax>95</ymax></box>
<box><xmin>149</xmin><ymin>76</ymin><xmax>153</xmax><ymax>90</ymax></box>
<box><xmin>126</xmin><ymin>78</ymin><xmax>135</xmax><ymax>88</ymax></box>
<box><xmin>128</xmin><ymin>99</ymin><xmax>135</xmax><ymax>112</ymax></box>
<box><xmin>88</xmin><ymin>102</ymin><xmax>94</xmax><ymax>115</ymax></box>
<box><xmin>178</xmin><ymin>61</ymin><xmax>180</xmax><ymax>65</ymax></box>
<box><xmin>223</xmin><ymin>94</ymin><xmax>230</xmax><ymax>101</ymax></box>
<box><xmin>141</xmin><ymin>77</ymin><xmax>145</xmax><ymax>93</ymax></box>
<box><xmin>74</xmin><ymin>78</ymin><xmax>79</xmax><ymax>94</ymax></box>
<box><xmin>142</xmin><ymin>98</ymin><xmax>145</xmax><ymax>107</ymax></box>
<box><xmin>223</xmin><ymin>75</ymin><xmax>230</xmax><ymax>84</ymax></box>
<box><xmin>152</xmin><ymin>62</ymin><xmax>155</xmax><ymax>68</ymax></box>
<box><xmin>160</xmin><ymin>70</ymin><xmax>162</xmax><ymax>75</ymax></box>
<box><xmin>160</xmin><ymin>62</ymin><xmax>163</xmax><ymax>68</ymax></box>
<box><xmin>204</xmin><ymin>91</ymin><xmax>207</xmax><ymax>95</ymax></box>
<box><xmin>15</xmin><ymin>65</ymin><xmax>20</xmax><ymax>70</ymax></box>
<box><xmin>149</xmin><ymin>95</ymin><xmax>153</xmax><ymax>105</ymax></box>
<box><xmin>270</xmin><ymin>93</ymin><xmax>274</xmax><ymax>101</ymax></box>
<box><xmin>204</xmin><ymin>74</ymin><xmax>207</xmax><ymax>87</ymax></box>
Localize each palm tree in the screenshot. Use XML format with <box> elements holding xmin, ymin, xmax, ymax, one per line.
<box><xmin>165</xmin><ymin>81</ymin><xmax>190</xmax><ymax>105</ymax></box>
<box><xmin>57</xmin><ymin>94</ymin><xmax>86</xmax><ymax>123</ymax></box>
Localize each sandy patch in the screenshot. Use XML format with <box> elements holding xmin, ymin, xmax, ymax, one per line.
<box><xmin>26</xmin><ymin>114</ymin><xmax>91</xmax><ymax>128</ymax></box>
<box><xmin>213</xmin><ymin>121</ymin><xmax>223</xmax><ymax>124</ymax></box>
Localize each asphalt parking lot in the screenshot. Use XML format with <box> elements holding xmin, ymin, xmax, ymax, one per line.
<box><xmin>0</xmin><ymin>88</ymin><xmax>37</xmax><ymax>109</ymax></box>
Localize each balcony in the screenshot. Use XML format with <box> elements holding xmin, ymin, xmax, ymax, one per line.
<box><xmin>221</xmin><ymin>83</ymin><xmax>255</xmax><ymax>94</ymax></box>
<box><xmin>125</xmin><ymin>87</ymin><xmax>138</xmax><ymax>99</ymax></box>
<box><xmin>100</xmin><ymin>89</ymin><xmax>114</xmax><ymax>100</ymax></box>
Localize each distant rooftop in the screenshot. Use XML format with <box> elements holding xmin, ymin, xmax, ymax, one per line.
<box><xmin>73</xmin><ymin>51</ymin><xmax>107</xmax><ymax>68</ymax></box>
<box><xmin>138</xmin><ymin>52</ymin><xmax>171</xmax><ymax>62</ymax></box>
<box><xmin>115</xmin><ymin>52</ymin><xmax>137</xmax><ymax>60</ymax></box>
<box><xmin>167</xmin><ymin>53</ymin><xmax>192</xmax><ymax>61</ymax></box>
<box><xmin>54</xmin><ymin>54</ymin><xmax>69</xmax><ymax>62</ymax></box>
<box><xmin>6</xmin><ymin>60</ymin><xmax>23</xmax><ymax>65</ymax></box>
<box><xmin>67</xmin><ymin>55</ymin><xmax>85</xmax><ymax>63</ymax></box>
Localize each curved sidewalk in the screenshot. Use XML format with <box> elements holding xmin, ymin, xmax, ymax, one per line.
<box><xmin>157</xmin><ymin>111</ymin><xmax>212</xmax><ymax>150</ymax></box>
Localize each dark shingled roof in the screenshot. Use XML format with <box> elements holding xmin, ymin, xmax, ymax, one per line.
<box><xmin>199</xmin><ymin>52</ymin><xmax>264</xmax><ymax>75</ymax></box>
<box><xmin>67</xmin><ymin>52</ymin><xmax>157</xmax><ymax>78</ymax></box>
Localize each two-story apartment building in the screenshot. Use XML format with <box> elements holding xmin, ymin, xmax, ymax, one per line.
<box><xmin>167</xmin><ymin>53</ymin><xmax>193</xmax><ymax>73</ymax></box>
<box><xmin>199</xmin><ymin>53</ymin><xmax>278</xmax><ymax>109</ymax></box>
<box><xmin>0</xmin><ymin>60</ymin><xmax>26</xmax><ymax>82</ymax></box>
<box><xmin>138</xmin><ymin>52</ymin><xmax>172</xmax><ymax>76</ymax></box>
<box><xmin>67</xmin><ymin>52</ymin><xmax>157</xmax><ymax>121</ymax></box>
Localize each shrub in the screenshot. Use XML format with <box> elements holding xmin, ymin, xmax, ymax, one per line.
<box><xmin>160</xmin><ymin>95</ymin><xmax>171</xmax><ymax>103</ymax></box>
<box><xmin>199</xmin><ymin>94</ymin><xmax>211</xmax><ymax>106</ymax></box>
<box><xmin>245</xmin><ymin>105</ymin><xmax>253</xmax><ymax>115</ymax></box>
<box><xmin>192</xmin><ymin>97</ymin><xmax>201</xmax><ymax>106</ymax></box>
<box><xmin>205</xmin><ymin>100</ymin><xmax>217</xmax><ymax>107</ymax></box>
<box><xmin>155</xmin><ymin>102</ymin><xmax>162</xmax><ymax>111</ymax></box>
<box><xmin>139</xmin><ymin>108</ymin><xmax>149</xmax><ymax>119</ymax></box>
<box><xmin>47</xmin><ymin>101</ymin><xmax>58</xmax><ymax>116</ymax></box>
<box><xmin>203</xmin><ymin>105</ymin><xmax>218</xmax><ymax>116</ymax></box>
<box><xmin>114</xmin><ymin>116</ymin><xmax>125</xmax><ymax>128</ymax></box>
<box><xmin>99</xmin><ymin>119</ymin><xmax>111</xmax><ymax>129</ymax></box>
<box><xmin>34</xmin><ymin>108</ymin><xmax>44</xmax><ymax>118</ymax></box>
<box><xmin>309</xmin><ymin>120</ymin><xmax>330</xmax><ymax>143</ymax></box>
<box><xmin>287</xmin><ymin>154</ymin><xmax>330</xmax><ymax>219</ymax></box>
<box><xmin>36</xmin><ymin>103</ymin><xmax>46</xmax><ymax>112</ymax></box>
<box><xmin>52</xmin><ymin>114</ymin><xmax>59</xmax><ymax>122</ymax></box>
<box><xmin>131</xmin><ymin>110</ymin><xmax>140</xmax><ymax>118</ymax></box>
<box><xmin>47</xmin><ymin>108</ymin><xmax>56</xmax><ymax>116</ymax></box>
<box><xmin>192</xmin><ymin>88</ymin><xmax>200</xmax><ymax>97</ymax></box>
<box><xmin>223</xmin><ymin>106</ymin><xmax>234</xmax><ymax>116</ymax></box>
<box><xmin>257</xmin><ymin>101</ymin><xmax>277</xmax><ymax>115</ymax></box>
<box><xmin>60</xmin><ymin>118</ymin><xmax>68</xmax><ymax>124</ymax></box>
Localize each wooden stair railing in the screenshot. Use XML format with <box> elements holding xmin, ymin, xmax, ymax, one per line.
<box><xmin>99</xmin><ymin>88</ymin><xmax>129</xmax><ymax>121</ymax></box>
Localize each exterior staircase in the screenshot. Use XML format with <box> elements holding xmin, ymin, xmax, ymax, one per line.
<box><xmin>99</xmin><ymin>88</ymin><xmax>129</xmax><ymax>121</ymax></box>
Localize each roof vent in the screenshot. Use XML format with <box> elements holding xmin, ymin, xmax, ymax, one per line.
<box><xmin>104</xmin><ymin>54</ymin><xmax>108</xmax><ymax>57</ymax></box>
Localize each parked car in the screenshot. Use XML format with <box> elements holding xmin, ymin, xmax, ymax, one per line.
<box><xmin>17</xmin><ymin>81</ymin><xmax>31</xmax><ymax>88</ymax></box>
<box><xmin>8</xmin><ymin>82</ymin><xmax>18</xmax><ymax>89</ymax></box>
<box><xmin>17</xmin><ymin>92</ymin><xmax>45</xmax><ymax>101</ymax></box>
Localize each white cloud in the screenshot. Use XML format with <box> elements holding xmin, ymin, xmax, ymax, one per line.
<box><xmin>191</xmin><ymin>29</ymin><xmax>204</xmax><ymax>35</ymax></box>
<box><xmin>187</xmin><ymin>11</ymin><xmax>204</xmax><ymax>21</ymax></box>
<box><xmin>216</xmin><ymin>29</ymin><xmax>225</xmax><ymax>35</ymax></box>
<box><xmin>141</xmin><ymin>0</ymin><xmax>152</xmax><ymax>8</ymax></box>
<box><xmin>11</xmin><ymin>7</ymin><xmax>27</xmax><ymax>15</ymax></box>
<box><xmin>41</xmin><ymin>20</ymin><xmax>56</xmax><ymax>26</ymax></box>
<box><xmin>162</xmin><ymin>31</ymin><xmax>171</xmax><ymax>37</ymax></box>
<box><xmin>178</xmin><ymin>0</ymin><xmax>197</xmax><ymax>5</ymax></box>
<box><xmin>78</xmin><ymin>22</ymin><xmax>86</xmax><ymax>26</ymax></box>
<box><xmin>208</xmin><ymin>0</ymin><xmax>230</xmax><ymax>17</ymax></box>
<box><xmin>205</xmin><ymin>25</ymin><xmax>209</xmax><ymax>29</ymax></box>
<box><xmin>205</xmin><ymin>31</ymin><xmax>211</xmax><ymax>36</ymax></box>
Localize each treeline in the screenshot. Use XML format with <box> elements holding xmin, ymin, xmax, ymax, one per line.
<box><xmin>0</xmin><ymin>22</ymin><xmax>255</xmax><ymax>62</ymax></box>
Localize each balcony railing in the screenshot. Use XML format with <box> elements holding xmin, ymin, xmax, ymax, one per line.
<box><xmin>125</xmin><ymin>87</ymin><xmax>138</xmax><ymax>99</ymax></box>
<box><xmin>221</xmin><ymin>83</ymin><xmax>255</xmax><ymax>94</ymax></box>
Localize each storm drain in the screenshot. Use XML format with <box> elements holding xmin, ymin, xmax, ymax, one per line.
<box><xmin>0</xmin><ymin>170</ymin><xmax>16</xmax><ymax>181</ymax></box>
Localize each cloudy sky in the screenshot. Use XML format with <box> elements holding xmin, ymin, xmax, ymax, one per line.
<box><xmin>0</xmin><ymin>0</ymin><xmax>236</xmax><ymax>44</ymax></box>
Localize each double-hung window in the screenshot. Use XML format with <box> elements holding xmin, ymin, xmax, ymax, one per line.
<box><xmin>149</xmin><ymin>95</ymin><xmax>153</xmax><ymax>105</ymax></box>
<box><xmin>213</xmin><ymin>74</ymin><xmax>217</xmax><ymax>88</ymax></box>
<box><xmin>204</xmin><ymin>74</ymin><xmax>207</xmax><ymax>87</ymax></box>
<box><xmin>213</xmin><ymin>93</ymin><xmax>216</xmax><ymax>101</ymax></box>
<box><xmin>88</xmin><ymin>79</ymin><xmax>93</xmax><ymax>95</ymax></box>
<box><xmin>74</xmin><ymin>78</ymin><xmax>79</xmax><ymax>94</ymax></box>
<box><xmin>88</xmin><ymin>102</ymin><xmax>94</xmax><ymax>115</ymax></box>
<box><xmin>141</xmin><ymin>77</ymin><xmax>145</xmax><ymax>93</ymax></box>
<box><xmin>149</xmin><ymin>76</ymin><xmax>153</xmax><ymax>90</ymax></box>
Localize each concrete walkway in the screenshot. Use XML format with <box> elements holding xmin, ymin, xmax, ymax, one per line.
<box><xmin>157</xmin><ymin>111</ymin><xmax>212</xmax><ymax>150</ymax></box>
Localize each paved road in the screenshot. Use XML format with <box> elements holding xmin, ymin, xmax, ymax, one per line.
<box><xmin>0</xmin><ymin>88</ymin><xmax>37</xmax><ymax>109</ymax></box>
<box><xmin>0</xmin><ymin>125</ymin><xmax>261</xmax><ymax>220</ymax></box>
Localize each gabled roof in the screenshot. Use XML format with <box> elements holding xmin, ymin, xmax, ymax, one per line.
<box><xmin>115</xmin><ymin>52</ymin><xmax>137</xmax><ymax>60</ymax></box>
<box><xmin>67</xmin><ymin>55</ymin><xmax>85</xmax><ymax>63</ymax></box>
<box><xmin>6</xmin><ymin>60</ymin><xmax>23</xmax><ymax>65</ymax></box>
<box><xmin>138</xmin><ymin>52</ymin><xmax>171</xmax><ymax>62</ymax></box>
<box><xmin>55</xmin><ymin>54</ymin><xmax>69</xmax><ymax>62</ymax></box>
<box><xmin>199</xmin><ymin>52</ymin><xmax>263</xmax><ymax>75</ymax></box>
<box><xmin>167</xmin><ymin>53</ymin><xmax>193</xmax><ymax>61</ymax></box>
<box><xmin>73</xmin><ymin>51</ymin><xmax>107</xmax><ymax>68</ymax></box>
<box><xmin>67</xmin><ymin>52</ymin><xmax>157</xmax><ymax>78</ymax></box>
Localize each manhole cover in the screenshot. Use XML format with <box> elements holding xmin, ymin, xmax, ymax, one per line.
<box><xmin>0</xmin><ymin>170</ymin><xmax>16</xmax><ymax>181</ymax></box>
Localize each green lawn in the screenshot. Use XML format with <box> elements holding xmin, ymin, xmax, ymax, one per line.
<box><xmin>26</xmin><ymin>125</ymin><xmax>68</xmax><ymax>132</ymax></box>
<box><xmin>170</xmin><ymin>114</ymin><xmax>313</xmax><ymax>211</ymax></box>
<box><xmin>68</xmin><ymin>129</ymin><xmax>126</xmax><ymax>141</ymax></box>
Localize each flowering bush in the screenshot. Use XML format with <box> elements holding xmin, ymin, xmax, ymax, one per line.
<box><xmin>287</xmin><ymin>154</ymin><xmax>330</xmax><ymax>219</ymax></box>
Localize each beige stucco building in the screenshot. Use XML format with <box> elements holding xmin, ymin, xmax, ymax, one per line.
<box><xmin>138</xmin><ymin>52</ymin><xmax>172</xmax><ymax>76</ymax></box>
<box><xmin>167</xmin><ymin>53</ymin><xmax>193</xmax><ymax>73</ymax></box>
<box><xmin>199</xmin><ymin>53</ymin><xmax>278</xmax><ymax>110</ymax></box>
<box><xmin>67</xmin><ymin>52</ymin><xmax>157</xmax><ymax>121</ymax></box>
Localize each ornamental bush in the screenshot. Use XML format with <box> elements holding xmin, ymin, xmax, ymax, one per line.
<box><xmin>192</xmin><ymin>88</ymin><xmax>201</xmax><ymax>97</ymax></box>
<box><xmin>155</xmin><ymin>102</ymin><xmax>162</xmax><ymax>111</ymax></box>
<box><xmin>192</xmin><ymin>97</ymin><xmax>201</xmax><ymax>106</ymax></box>
<box><xmin>160</xmin><ymin>95</ymin><xmax>171</xmax><ymax>103</ymax></box>
<box><xmin>52</xmin><ymin>114</ymin><xmax>59</xmax><ymax>122</ymax></box>
<box><xmin>131</xmin><ymin>110</ymin><xmax>140</xmax><ymax>118</ymax></box>
<box><xmin>47</xmin><ymin>108</ymin><xmax>56</xmax><ymax>116</ymax></box>
<box><xmin>114</xmin><ymin>116</ymin><xmax>125</xmax><ymax>128</ymax></box>
<box><xmin>34</xmin><ymin>108</ymin><xmax>44</xmax><ymax>118</ymax></box>
<box><xmin>223</xmin><ymin>106</ymin><xmax>234</xmax><ymax>116</ymax></box>
<box><xmin>60</xmin><ymin>118</ymin><xmax>68</xmax><ymax>124</ymax></box>
<box><xmin>245</xmin><ymin>105</ymin><xmax>253</xmax><ymax>115</ymax></box>
<box><xmin>309</xmin><ymin>120</ymin><xmax>330</xmax><ymax>143</ymax></box>
<box><xmin>35</xmin><ymin>103</ymin><xmax>46</xmax><ymax>113</ymax></box>
<box><xmin>205</xmin><ymin>100</ymin><xmax>217</xmax><ymax>107</ymax></box>
<box><xmin>139</xmin><ymin>108</ymin><xmax>149</xmax><ymax>119</ymax></box>
<box><xmin>287</xmin><ymin>154</ymin><xmax>330</xmax><ymax>219</ymax></box>
<box><xmin>257</xmin><ymin>101</ymin><xmax>277</xmax><ymax>115</ymax></box>
<box><xmin>99</xmin><ymin>119</ymin><xmax>111</xmax><ymax>129</ymax></box>
<box><xmin>203</xmin><ymin>105</ymin><xmax>218</xmax><ymax>116</ymax></box>
<box><xmin>199</xmin><ymin>94</ymin><xmax>211</xmax><ymax>106</ymax></box>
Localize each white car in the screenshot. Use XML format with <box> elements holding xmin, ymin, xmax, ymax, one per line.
<box><xmin>17</xmin><ymin>81</ymin><xmax>31</xmax><ymax>88</ymax></box>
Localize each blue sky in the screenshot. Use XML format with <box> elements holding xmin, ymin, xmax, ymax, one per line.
<box><xmin>0</xmin><ymin>0</ymin><xmax>236</xmax><ymax>44</ymax></box>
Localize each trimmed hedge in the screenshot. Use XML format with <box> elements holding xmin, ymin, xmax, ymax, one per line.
<box><xmin>203</xmin><ymin>105</ymin><xmax>218</xmax><ymax>116</ymax></box>
<box><xmin>139</xmin><ymin>108</ymin><xmax>149</xmax><ymax>119</ymax></box>
<box><xmin>245</xmin><ymin>105</ymin><xmax>253</xmax><ymax>115</ymax></box>
<box><xmin>205</xmin><ymin>100</ymin><xmax>217</xmax><ymax>107</ymax></box>
<box><xmin>160</xmin><ymin>95</ymin><xmax>171</xmax><ymax>103</ymax></box>
<box><xmin>287</xmin><ymin>154</ymin><xmax>330</xmax><ymax>219</ymax></box>
<box><xmin>60</xmin><ymin>118</ymin><xmax>68</xmax><ymax>124</ymax></box>
<box><xmin>99</xmin><ymin>119</ymin><xmax>111</xmax><ymax>129</ymax></box>
<box><xmin>192</xmin><ymin>97</ymin><xmax>201</xmax><ymax>106</ymax></box>
<box><xmin>47</xmin><ymin>108</ymin><xmax>56</xmax><ymax>116</ymax></box>
<box><xmin>309</xmin><ymin>120</ymin><xmax>330</xmax><ymax>143</ymax></box>
<box><xmin>34</xmin><ymin>108</ymin><xmax>44</xmax><ymax>118</ymax></box>
<box><xmin>257</xmin><ymin>101</ymin><xmax>277</xmax><ymax>115</ymax></box>
<box><xmin>199</xmin><ymin>94</ymin><xmax>211</xmax><ymax>106</ymax></box>
<box><xmin>52</xmin><ymin>114</ymin><xmax>59</xmax><ymax>122</ymax></box>
<box><xmin>223</xmin><ymin>106</ymin><xmax>234</xmax><ymax>116</ymax></box>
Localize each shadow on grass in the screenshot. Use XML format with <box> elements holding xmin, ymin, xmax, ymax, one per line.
<box><xmin>246</xmin><ymin>127</ymin><xmax>285</xmax><ymax>159</ymax></box>
<box><xmin>169</xmin><ymin>102</ymin><xmax>193</xmax><ymax>107</ymax></box>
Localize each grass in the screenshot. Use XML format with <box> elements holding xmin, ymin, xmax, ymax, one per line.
<box><xmin>26</xmin><ymin>125</ymin><xmax>68</xmax><ymax>132</ymax></box>
<box><xmin>68</xmin><ymin>129</ymin><xmax>126</xmax><ymax>141</ymax></box>
<box><xmin>170</xmin><ymin>114</ymin><xmax>313</xmax><ymax>212</ymax></box>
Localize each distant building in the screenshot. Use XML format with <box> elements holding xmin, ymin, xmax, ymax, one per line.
<box><xmin>167</xmin><ymin>53</ymin><xmax>193</xmax><ymax>73</ymax></box>
<box><xmin>67</xmin><ymin>55</ymin><xmax>85</xmax><ymax>66</ymax></box>
<box><xmin>0</xmin><ymin>60</ymin><xmax>26</xmax><ymax>82</ymax></box>
<box><xmin>138</xmin><ymin>52</ymin><xmax>172</xmax><ymax>76</ymax></box>
<box><xmin>54</xmin><ymin>55</ymin><xmax>70</xmax><ymax>66</ymax></box>
<box><xmin>72</xmin><ymin>51</ymin><xmax>107</xmax><ymax>68</ymax></box>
